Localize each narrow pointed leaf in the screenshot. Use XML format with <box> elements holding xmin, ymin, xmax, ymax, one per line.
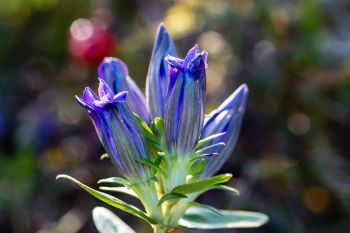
<box><xmin>188</xmin><ymin>159</ymin><xmax>206</xmax><ymax>181</ymax></box>
<box><xmin>100</xmin><ymin>153</ymin><xmax>109</xmax><ymax>160</ymax></box>
<box><xmin>172</xmin><ymin>174</ymin><xmax>232</xmax><ymax>194</ymax></box>
<box><xmin>158</xmin><ymin>193</ymin><xmax>187</xmax><ymax>206</ymax></box>
<box><xmin>133</xmin><ymin>113</ymin><xmax>157</xmax><ymax>143</ymax></box>
<box><xmin>195</xmin><ymin>142</ymin><xmax>226</xmax><ymax>155</ymax></box>
<box><xmin>137</xmin><ymin>158</ymin><xmax>166</xmax><ymax>175</ymax></box>
<box><xmin>97</xmin><ymin>177</ymin><xmax>130</xmax><ymax>186</ymax></box>
<box><xmin>191</xmin><ymin>153</ymin><xmax>218</xmax><ymax>162</ymax></box>
<box><xmin>154</xmin><ymin>117</ymin><xmax>165</xmax><ymax>136</ymax></box>
<box><xmin>99</xmin><ymin>186</ymin><xmax>138</xmax><ymax>198</ymax></box>
<box><xmin>195</xmin><ymin>185</ymin><xmax>240</xmax><ymax>197</ymax></box>
<box><xmin>178</xmin><ymin>206</ymin><xmax>269</xmax><ymax>229</ymax></box>
<box><xmin>197</xmin><ymin>132</ymin><xmax>226</xmax><ymax>148</ymax></box>
<box><xmin>57</xmin><ymin>175</ymin><xmax>157</xmax><ymax>224</ymax></box>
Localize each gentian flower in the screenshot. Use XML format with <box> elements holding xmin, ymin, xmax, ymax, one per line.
<box><xmin>76</xmin><ymin>79</ymin><xmax>150</xmax><ymax>180</ymax></box>
<box><xmin>146</xmin><ymin>24</ymin><xmax>177</xmax><ymax>119</ymax></box>
<box><xmin>98</xmin><ymin>57</ymin><xmax>151</xmax><ymax>124</ymax></box>
<box><xmin>199</xmin><ymin>84</ymin><xmax>249</xmax><ymax>177</ymax></box>
<box><xmin>58</xmin><ymin>23</ymin><xmax>268</xmax><ymax>233</ymax></box>
<box><xmin>164</xmin><ymin>45</ymin><xmax>207</xmax><ymax>156</ymax></box>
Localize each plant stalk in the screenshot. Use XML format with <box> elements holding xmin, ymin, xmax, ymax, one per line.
<box><xmin>153</xmin><ymin>226</ymin><xmax>169</xmax><ymax>233</ymax></box>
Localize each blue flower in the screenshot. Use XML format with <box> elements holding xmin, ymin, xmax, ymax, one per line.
<box><xmin>76</xmin><ymin>79</ymin><xmax>150</xmax><ymax>180</ymax></box>
<box><xmin>98</xmin><ymin>24</ymin><xmax>176</xmax><ymax>125</ymax></box>
<box><xmin>146</xmin><ymin>23</ymin><xmax>177</xmax><ymax>119</ymax></box>
<box><xmin>64</xmin><ymin>23</ymin><xmax>270</xmax><ymax>233</ymax></box>
<box><xmin>199</xmin><ymin>84</ymin><xmax>248</xmax><ymax>177</ymax></box>
<box><xmin>98</xmin><ymin>57</ymin><xmax>151</xmax><ymax>124</ymax></box>
<box><xmin>78</xmin><ymin>23</ymin><xmax>246</xmax><ymax>178</ymax></box>
<box><xmin>164</xmin><ymin>45</ymin><xmax>208</xmax><ymax>156</ymax></box>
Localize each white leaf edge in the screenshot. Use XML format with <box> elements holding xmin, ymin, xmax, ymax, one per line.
<box><xmin>93</xmin><ymin>206</ymin><xmax>136</xmax><ymax>233</ymax></box>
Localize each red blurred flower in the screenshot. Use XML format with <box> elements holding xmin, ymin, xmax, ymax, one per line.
<box><xmin>68</xmin><ymin>18</ymin><xmax>115</xmax><ymax>65</ymax></box>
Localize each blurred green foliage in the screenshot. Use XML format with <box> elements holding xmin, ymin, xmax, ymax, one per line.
<box><xmin>0</xmin><ymin>0</ymin><xmax>350</xmax><ymax>233</ymax></box>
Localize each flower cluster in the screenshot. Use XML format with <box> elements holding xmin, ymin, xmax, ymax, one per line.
<box><xmin>58</xmin><ymin>24</ymin><xmax>267</xmax><ymax>233</ymax></box>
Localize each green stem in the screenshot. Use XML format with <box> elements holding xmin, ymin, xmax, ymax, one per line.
<box><xmin>153</xmin><ymin>226</ymin><xmax>169</xmax><ymax>233</ymax></box>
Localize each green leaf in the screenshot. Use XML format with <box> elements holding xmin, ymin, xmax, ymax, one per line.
<box><xmin>172</xmin><ymin>174</ymin><xmax>232</xmax><ymax>195</ymax></box>
<box><xmin>193</xmin><ymin>185</ymin><xmax>240</xmax><ymax>199</ymax></box>
<box><xmin>100</xmin><ymin>153</ymin><xmax>109</xmax><ymax>160</ymax></box>
<box><xmin>187</xmin><ymin>202</ymin><xmax>223</xmax><ymax>216</ymax></box>
<box><xmin>195</xmin><ymin>142</ymin><xmax>226</xmax><ymax>155</ymax></box>
<box><xmin>99</xmin><ymin>186</ymin><xmax>138</xmax><ymax>198</ymax></box>
<box><xmin>154</xmin><ymin>154</ymin><xmax>163</xmax><ymax>166</ymax></box>
<box><xmin>157</xmin><ymin>152</ymin><xmax>166</xmax><ymax>156</ymax></box>
<box><xmin>157</xmin><ymin>192</ymin><xmax>187</xmax><ymax>206</ymax></box>
<box><xmin>150</xmin><ymin>176</ymin><xmax>159</xmax><ymax>183</ymax></box>
<box><xmin>137</xmin><ymin>158</ymin><xmax>166</xmax><ymax>175</ymax></box>
<box><xmin>190</xmin><ymin>153</ymin><xmax>218</xmax><ymax>164</ymax></box>
<box><xmin>93</xmin><ymin>206</ymin><xmax>136</xmax><ymax>233</ymax></box>
<box><xmin>57</xmin><ymin>174</ymin><xmax>157</xmax><ymax>224</ymax></box>
<box><xmin>97</xmin><ymin>177</ymin><xmax>130</xmax><ymax>186</ymax></box>
<box><xmin>133</xmin><ymin>113</ymin><xmax>157</xmax><ymax>143</ymax></box>
<box><xmin>197</xmin><ymin>132</ymin><xmax>226</xmax><ymax>148</ymax></box>
<box><xmin>188</xmin><ymin>159</ymin><xmax>206</xmax><ymax>181</ymax></box>
<box><xmin>178</xmin><ymin>206</ymin><xmax>269</xmax><ymax>229</ymax></box>
<box><xmin>154</xmin><ymin>117</ymin><xmax>165</xmax><ymax>136</ymax></box>
<box><xmin>209</xmin><ymin>185</ymin><xmax>240</xmax><ymax>195</ymax></box>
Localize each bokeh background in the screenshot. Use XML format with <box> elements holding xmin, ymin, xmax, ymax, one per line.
<box><xmin>1</xmin><ymin>0</ymin><xmax>350</xmax><ymax>232</ymax></box>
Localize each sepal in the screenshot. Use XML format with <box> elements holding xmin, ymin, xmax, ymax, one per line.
<box><xmin>171</xmin><ymin>173</ymin><xmax>232</xmax><ymax>195</ymax></box>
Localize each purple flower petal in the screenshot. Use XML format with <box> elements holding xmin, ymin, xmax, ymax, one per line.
<box><xmin>146</xmin><ymin>23</ymin><xmax>177</xmax><ymax>120</ymax></box>
<box><xmin>200</xmin><ymin>84</ymin><xmax>248</xmax><ymax>177</ymax></box>
<box><xmin>98</xmin><ymin>78</ymin><xmax>114</xmax><ymax>101</ymax></box>
<box><xmin>76</xmin><ymin>83</ymin><xmax>151</xmax><ymax>180</ymax></box>
<box><xmin>164</xmin><ymin>45</ymin><xmax>207</xmax><ymax>156</ymax></box>
<box><xmin>98</xmin><ymin>57</ymin><xmax>150</xmax><ymax>123</ymax></box>
<box><xmin>83</xmin><ymin>87</ymin><xmax>99</xmax><ymax>105</ymax></box>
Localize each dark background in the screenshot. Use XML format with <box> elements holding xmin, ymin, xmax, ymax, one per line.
<box><xmin>0</xmin><ymin>0</ymin><xmax>349</xmax><ymax>232</ymax></box>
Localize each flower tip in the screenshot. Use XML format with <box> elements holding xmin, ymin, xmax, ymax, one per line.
<box><xmin>236</xmin><ymin>84</ymin><xmax>249</xmax><ymax>112</ymax></box>
<box><xmin>201</xmin><ymin>50</ymin><xmax>208</xmax><ymax>69</ymax></box>
<box><xmin>101</xmin><ymin>56</ymin><xmax>114</xmax><ymax>63</ymax></box>
<box><xmin>190</xmin><ymin>44</ymin><xmax>199</xmax><ymax>53</ymax></box>
<box><xmin>188</xmin><ymin>44</ymin><xmax>200</xmax><ymax>54</ymax></box>
<box><xmin>219</xmin><ymin>84</ymin><xmax>249</xmax><ymax>112</ymax></box>
<box><xmin>82</xmin><ymin>86</ymin><xmax>99</xmax><ymax>103</ymax></box>
<box><xmin>158</xmin><ymin>22</ymin><xmax>167</xmax><ymax>33</ymax></box>
<box><xmin>164</xmin><ymin>55</ymin><xmax>184</xmax><ymax>70</ymax></box>
<box><xmin>239</xmin><ymin>83</ymin><xmax>249</xmax><ymax>94</ymax></box>
<box><xmin>56</xmin><ymin>174</ymin><xmax>65</xmax><ymax>180</ymax></box>
<box><xmin>98</xmin><ymin>78</ymin><xmax>114</xmax><ymax>98</ymax></box>
<box><xmin>75</xmin><ymin>94</ymin><xmax>84</xmax><ymax>104</ymax></box>
<box><xmin>98</xmin><ymin>57</ymin><xmax>129</xmax><ymax>79</ymax></box>
<box><xmin>112</xmin><ymin>91</ymin><xmax>128</xmax><ymax>102</ymax></box>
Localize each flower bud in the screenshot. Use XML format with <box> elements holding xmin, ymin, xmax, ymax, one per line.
<box><xmin>76</xmin><ymin>79</ymin><xmax>150</xmax><ymax>180</ymax></box>
<box><xmin>146</xmin><ymin>23</ymin><xmax>177</xmax><ymax>120</ymax></box>
<box><xmin>200</xmin><ymin>84</ymin><xmax>248</xmax><ymax>177</ymax></box>
<box><xmin>164</xmin><ymin>45</ymin><xmax>207</xmax><ymax>156</ymax></box>
<box><xmin>98</xmin><ymin>57</ymin><xmax>150</xmax><ymax>124</ymax></box>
